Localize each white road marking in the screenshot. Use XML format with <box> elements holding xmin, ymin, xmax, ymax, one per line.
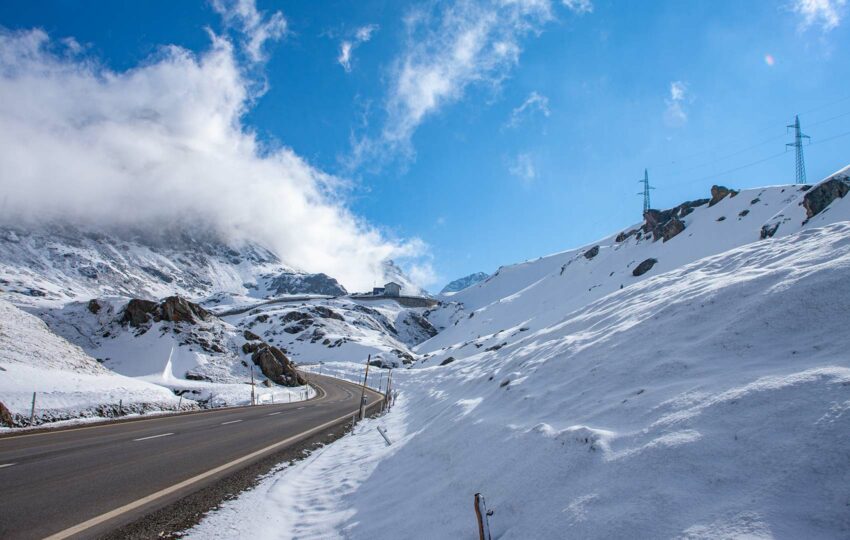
<box><xmin>267</xmin><ymin>412</ymin><xmax>283</xmax><ymax>416</ymax></box>
<box><xmin>221</xmin><ymin>419</ymin><xmax>243</xmax><ymax>425</ymax></box>
<box><xmin>132</xmin><ymin>433</ymin><xmax>174</xmax><ymax>442</ymax></box>
<box><xmin>0</xmin><ymin>463</ymin><xmax>16</xmax><ymax>469</ymax></box>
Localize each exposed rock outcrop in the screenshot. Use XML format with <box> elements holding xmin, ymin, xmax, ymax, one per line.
<box><xmin>633</xmin><ymin>258</ymin><xmax>658</xmax><ymax>277</ymax></box>
<box><xmin>803</xmin><ymin>177</ymin><xmax>849</xmax><ymax>219</ymax></box>
<box><xmin>642</xmin><ymin>198</ymin><xmax>709</xmax><ymax>242</ymax></box>
<box><xmin>584</xmin><ymin>245</ymin><xmax>600</xmax><ymax>260</ymax></box>
<box><xmin>121</xmin><ymin>296</ymin><xmax>211</xmax><ymax>328</ymax></box>
<box><xmin>251</xmin><ymin>345</ymin><xmax>304</xmax><ymax>386</ymax></box>
<box><xmin>266</xmin><ymin>272</ymin><xmax>347</xmax><ymax>296</ymax></box>
<box><xmin>709</xmin><ymin>185</ymin><xmax>739</xmax><ymax>207</ymax></box>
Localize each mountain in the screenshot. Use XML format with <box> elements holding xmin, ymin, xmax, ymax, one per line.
<box><xmin>0</xmin><ymin>223</ymin><xmax>346</xmax><ymax>308</ymax></box>
<box><xmin>439</xmin><ymin>272</ymin><xmax>489</xmax><ymax>294</ymax></box>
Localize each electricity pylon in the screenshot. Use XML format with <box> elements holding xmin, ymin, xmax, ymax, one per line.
<box><xmin>786</xmin><ymin>115</ymin><xmax>810</xmax><ymax>185</ymax></box>
<box><xmin>637</xmin><ymin>169</ymin><xmax>655</xmax><ymax>214</ymax></box>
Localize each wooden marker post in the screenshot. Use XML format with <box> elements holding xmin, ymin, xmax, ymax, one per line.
<box><xmin>474</xmin><ymin>493</ymin><xmax>492</xmax><ymax>540</ymax></box>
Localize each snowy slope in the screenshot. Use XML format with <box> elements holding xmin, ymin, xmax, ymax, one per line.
<box><xmin>196</xmin><ymin>219</ymin><xmax>850</xmax><ymax>539</ymax></box>
<box><xmin>421</xmin><ymin>169</ymin><xmax>850</xmax><ymax>360</ymax></box>
<box><xmin>193</xmin><ymin>167</ymin><xmax>850</xmax><ymax>539</ymax></box>
<box><xmin>36</xmin><ymin>297</ymin><xmax>313</xmax><ymax>408</ymax></box>
<box><xmin>0</xmin><ymin>299</ymin><xmax>185</xmax><ymax>425</ymax></box>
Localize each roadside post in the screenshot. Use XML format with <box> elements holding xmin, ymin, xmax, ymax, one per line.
<box><xmin>359</xmin><ymin>355</ymin><xmax>370</xmax><ymax>420</ymax></box>
<box><xmin>474</xmin><ymin>493</ymin><xmax>493</xmax><ymax>540</ymax></box>
<box><xmin>250</xmin><ymin>365</ymin><xmax>256</xmax><ymax>406</ymax></box>
<box><xmin>30</xmin><ymin>392</ymin><xmax>36</xmax><ymax>425</ymax></box>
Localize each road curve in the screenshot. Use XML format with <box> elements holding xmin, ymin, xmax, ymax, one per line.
<box><xmin>0</xmin><ymin>374</ymin><xmax>383</xmax><ymax>540</ymax></box>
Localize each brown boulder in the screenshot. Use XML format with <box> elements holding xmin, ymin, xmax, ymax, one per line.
<box><xmin>243</xmin><ymin>330</ymin><xmax>261</xmax><ymax>341</ymax></box>
<box><xmin>632</xmin><ymin>258</ymin><xmax>658</xmax><ymax>277</ymax></box>
<box><xmin>251</xmin><ymin>345</ymin><xmax>304</xmax><ymax>386</ymax></box>
<box><xmin>802</xmin><ymin>177</ymin><xmax>849</xmax><ymax>219</ymax></box>
<box><xmin>158</xmin><ymin>296</ymin><xmax>211</xmax><ymax>324</ymax></box>
<box><xmin>121</xmin><ymin>299</ymin><xmax>158</xmax><ymax>327</ymax></box>
<box><xmin>0</xmin><ymin>401</ymin><xmax>14</xmax><ymax>427</ymax></box>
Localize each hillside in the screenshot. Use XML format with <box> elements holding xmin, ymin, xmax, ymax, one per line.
<box><xmin>420</xmin><ymin>166</ymin><xmax>850</xmax><ymax>362</ymax></box>
<box><xmin>0</xmin><ymin>299</ymin><xmax>186</xmax><ymax>426</ymax></box>
<box><xmin>192</xmin><ymin>167</ymin><xmax>850</xmax><ymax>538</ymax></box>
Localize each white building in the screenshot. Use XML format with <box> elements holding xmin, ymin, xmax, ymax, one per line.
<box><xmin>383</xmin><ymin>281</ymin><xmax>402</xmax><ymax>297</ymax></box>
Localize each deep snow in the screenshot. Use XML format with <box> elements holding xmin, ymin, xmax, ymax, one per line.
<box><xmin>193</xmin><ymin>169</ymin><xmax>850</xmax><ymax>539</ymax></box>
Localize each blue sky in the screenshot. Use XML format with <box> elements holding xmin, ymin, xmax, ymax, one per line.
<box><xmin>1</xmin><ymin>0</ymin><xmax>849</xmax><ymax>291</ymax></box>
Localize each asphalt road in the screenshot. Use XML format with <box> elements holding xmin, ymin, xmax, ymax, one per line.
<box><xmin>0</xmin><ymin>374</ymin><xmax>383</xmax><ymax>540</ymax></box>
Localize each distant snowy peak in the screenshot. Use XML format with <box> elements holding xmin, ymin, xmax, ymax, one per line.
<box><xmin>440</xmin><ymin>272</ymin><xmax>489</xmax><ymax>294</ymax></box>
<box><xmin>0</xmin><ymin>223</ymin><xmax>346</xmax><ymax>306</ymax></box>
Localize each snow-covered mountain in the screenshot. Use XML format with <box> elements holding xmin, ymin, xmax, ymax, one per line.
<box><xmin>0</xmin><ymin>223</ymin><xmax>346</xmax><ymax>308</ymax></box>
<box><xmin>439</xmin><ymin>272</ymin><xmax>489</xmax><ymax>294</ymax></box>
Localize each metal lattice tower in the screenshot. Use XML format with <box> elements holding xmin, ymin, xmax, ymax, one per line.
<box><xmin>786</xmin><ymin>115</ymin><xmax>810</xmax><ymax>185</ymax></box>
<box><xmin>637</xmin><ymin>169</ymin><xmax>655</xmax><ymax>214</ymax></box>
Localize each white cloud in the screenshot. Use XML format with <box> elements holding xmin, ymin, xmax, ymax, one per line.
<box><xmin>506</xmin><ymin>90</ymin><xmax>550</xmax><ymax>128</ymax></box>
<box><xmin>346</xmin><ymin>0</ymin><xmax>594</xmax><ymax>167</ymax></box>
<box><xmin>0</xmin><ymin>28</ymin><xmax>426</xmax><ymax>291</ymax></box>
<box><xmin>338</xmin><ymin>24</ymin><xmax>379</xmax><ymax>72</ymax></box>
<box><xmin>509</xmin><ymin>153</ymin><xmax>537</xmax><ymax>183</ymax></box>
<box><xmin>562</xmin><ymin>0</ymin><xmax>594</xmax><ymax>14</ymax></box>
<box><xmin>211</xmin><ymin>0</ymin><xmax>287</xmax><ymax>62</ymax></box>
<box><xmin>792</xmin><ymin>0</ymin><xmax>846</xmax><ymax>31</ymax></box>
<box><xmin>664</xmin><ymin>80</ymin><xmax>689</xmax><ymax>127</ymax></box>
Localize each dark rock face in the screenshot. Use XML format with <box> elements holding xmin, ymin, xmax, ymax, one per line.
<box><xmin>407</xmin><ymin>312</ymin><xmax>438</xmax><ymax>339</ymax></box>
<box><xmin>633</xmin><ymin>258</ymin><xmax>658</xmax><ymax>277</ymax></box>
<box><xmin>121</xmin><ymin>299</ymin><xmax>158</xmax><ymax>327</ymax></box>
<box><xmin>0</xmin><ymin>401</ymin><xmax>14</xmax><ymax>427</ymax></box>
<box><xmin>121</xmin><ymin>296</ymin><xmax>212</xmax><ymax>328</ymax></box>
<box><xmin>159</xmin><ymin>296</ymin><xmax>212</xmax><ymax>324</ymax></box>
<box><xmin>87</xmin><ymin>299</ymin><xmax>102</xmax><ymax>314</ymax></box>
<box><xmin>802</xmin><ymin>177</ymin><xmax>849</xmax><ymax>219</ymax></box>
<box><xmin>251</xmin><ymin>345</ymin><xmax>304</xmax><ymax>386</ymax></box>
<box><xmin>440</xmin><ymin>356</ymin><xmax>456</xmax><ymax>366</ymax></box>
<box><xmin>616</xmin><ymin>228</ymin><xmax>639</xmax><ymax>243</ymax></box>
<box><xmin>760</xmin><ymin>223</ymin><xmax>780</xmax><ymax>240</ymax></box>
<box><xmin>266</xmin><ymin>272</ymin><xmax>347</xmax><ymax>296</ymax></box>
<box><xmin>243</xmin><ymin>330</ymin><xmax>261</xmax><ymax>341</ymax></box>
<box><xmin>644</xmin><ymin>211</ymin><xmax>684</xmax><ymax>242</ymax></box>
<box><xmin>709</xmin><ymin>185</ymin><xmax>738</xmax><ymax>206</ymax></box>
<box><xmin>583</xmin><ymin>245</ymin><xmax>600</xmax><ymax>260</ymax></box>
<box><xmin>642</xmin><ymin>198</ymin><xmax>709</xmax><ymax>243</ymax></box>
